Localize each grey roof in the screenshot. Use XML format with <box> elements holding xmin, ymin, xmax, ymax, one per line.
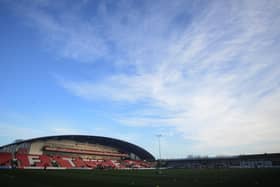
<box><xmin>0</xmin><ymin>135</ymin><xmax>155</xmax><ymax>161</ymax></box>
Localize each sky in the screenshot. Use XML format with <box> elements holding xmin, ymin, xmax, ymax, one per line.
<box><xmin>0</xmin><ymin>0</ymin><xmax>280</xmax><ymax>158</ymax></box>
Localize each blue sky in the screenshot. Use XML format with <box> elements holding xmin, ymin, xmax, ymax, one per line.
<box><xmin>0</xmin><ymin>0</ymin><xmax>280</xmax><ymax>158</ymax></box>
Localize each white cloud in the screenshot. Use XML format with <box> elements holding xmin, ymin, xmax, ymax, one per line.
<box><xmin>9</xmin><ymin>0</ymin><xmax>280</xmax><ymax>155</ymax></box>
<box><xmin>0</xmin><ymin>117</ymin><xmax>145</xmax><ymax>148</ymax></box>
<box><xmin>0</xmin><ymin>125</ymin><xmax>46</xmax><ymax>140</ymax></box>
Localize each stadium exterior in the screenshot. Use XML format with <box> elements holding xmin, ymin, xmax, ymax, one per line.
<box><xmin>1</xmin><ymin>135</ymin><xmax>280</xmax><ymax>169</ymax></box>
<box><xmin>161</xmin><ymin>153</ymin><xmax>280</xmax><ymax>169</ymax></box>
<box><xmin>0</xmin><ymin>135</ymin><xmax>155</xmax><ymax>169</ymax></box>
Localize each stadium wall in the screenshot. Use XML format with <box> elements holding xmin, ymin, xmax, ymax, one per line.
<box><xmin>161</xmin><ymin>153</ymin><xmax>280</xmax><ymax>168</ymax></box>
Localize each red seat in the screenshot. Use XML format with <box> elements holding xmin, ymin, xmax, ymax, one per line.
<box><xmin>16</xmin><ymin>154</ymin><xmax>30</xmax><ymax>167</ymax></box>
<box><xmin>36</xmin><ymin>155</ymin><xmax>52</xmax><ymax>167</ymax></box>
<box><xmin>73</xmin><ymin>157</ymin><xmax>86</xmax><ymax>167</ymax></box>
<box><xmin>0</xmin><ymin>152</ymin><xmax>12</xmax><ymax>166</ymax></box>
<box><xmin>84</xmin><ymin>160</ymin><xmax>99</xmax><ymax>168</ymax></box>
<box><xmin>53</xmin><ymin>156</ymin><xmax>74</xmax><ymax>168</ymax></box>
<box><xmin>11</xmin><ymin>153</ymin><xmax>153</xmax><ymax>169</ymax></box>
<box><xmin>103</xmin><ymin>160</ymin><xmax>116</xmax><ymax>168</ymax></box>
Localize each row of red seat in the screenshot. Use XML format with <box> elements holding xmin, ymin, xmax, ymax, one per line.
<box><xmin>0</xmin><ymin>152</ymin><xmax>12</xmax><ymax>166</ymax></box>
<box><xmin>0</xmin><ymin>152</ymin><xmax>153</xmax><ymax>169</ymax></box>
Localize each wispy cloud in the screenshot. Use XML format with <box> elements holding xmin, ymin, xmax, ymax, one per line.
<box><xmin>0</xmin><ymin>121</ymin><xmax>87</xmax><ymax>142</ymax></box>
<box><xmin>8</xmin><ymin>0</ymin><xmax>280</xmax><ymax>155</ymax></box>
<box><xmin>0</xmin><ymin>115</ymin><xmax>145</xmax><ymax>149</ymax></box>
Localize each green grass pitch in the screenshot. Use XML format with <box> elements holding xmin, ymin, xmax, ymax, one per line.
<box><xmin>1</xmin><ymin>168</ymin><xmax>280</xmax><ymax>187</ymax></box>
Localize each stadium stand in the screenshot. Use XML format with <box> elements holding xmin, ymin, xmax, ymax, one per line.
<box><xmin>1</xmin><ymin>152</ymin><xmax>279</xmax><ymax>169</ymax></box>
<box><xmin>161</xmin><ymin>153</ymin><xmax>280</xmax><ymax>169</ymax></box>
<box><xmin>0</xmin><ymin>153</ymin><xmax>153</xmax><ymax>169</ymax></box>
<box><xmin>0</xmin><ymin>135</ymin><xmax>155</xmax><ymax>169</ymax></box>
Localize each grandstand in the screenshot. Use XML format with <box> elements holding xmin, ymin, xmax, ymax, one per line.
<box><xmin>0</xmin><ymin>135</ymin><xmax>155</xmax><ymax>169</ymax></box>
<box><xmin>161</xmin><ymin>153</ymin><xmax>280</xmax><ymax>169</ymax></box>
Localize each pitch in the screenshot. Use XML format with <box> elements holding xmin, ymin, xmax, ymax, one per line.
<box><xmin>1</xmin><ymin>168</ymin><xmax>280</xmax><ymax>187</ymax></box>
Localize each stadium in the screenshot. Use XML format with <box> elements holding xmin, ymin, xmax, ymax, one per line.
<box><xmin>1</xmin><ymin>134</ymin><xmax>280</xmax><ymax>170</ymax></box>
<box><xmin>1</xmin><ymin>135</ymin><xmax>280</xmax><ymax>187</ymax></box>
<box><xmin>0</xmin><ymin>135</ymin><xmax>155</xmax><ymax>169</ymax></box>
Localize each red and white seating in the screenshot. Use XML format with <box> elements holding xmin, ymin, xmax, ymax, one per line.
<box><xmin>0</xmin><ymin>152</ymin><xmax>153</xmax><ymax>169</ymax></box>
<box><xmin>53</xmin><ymin>156</ymin><xmax>75</xmax><ymax>168</ymax></box>
<box><xmin>0</xmin><ymin>152</ymin><xmax>12</xmax><ymax>166</ymax></box>
<box><xmin>73</xmin><ymin>157</ymin><xmax>86</xmax><ymax>168</ymax></box>
<box><xmin>15</xmin><ymin>154</ymin><xmax>30</xmax><ymax>168</ymax></box>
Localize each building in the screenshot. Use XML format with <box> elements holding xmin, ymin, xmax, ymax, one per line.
<box><xmin>161</xmin><ymin>153</ymin><xmax>280</xmax><ymax>168</ymax></box>
<box><xmin>0</xmin><ymin>135</ymin><xmax>155</xmax><ymax>169</ymax></box>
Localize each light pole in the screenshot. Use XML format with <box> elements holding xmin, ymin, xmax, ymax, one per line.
<box><xmin>156</xmin><ymin>134</ymin><xmax>162</xmax><ymax>168</ymax></box>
